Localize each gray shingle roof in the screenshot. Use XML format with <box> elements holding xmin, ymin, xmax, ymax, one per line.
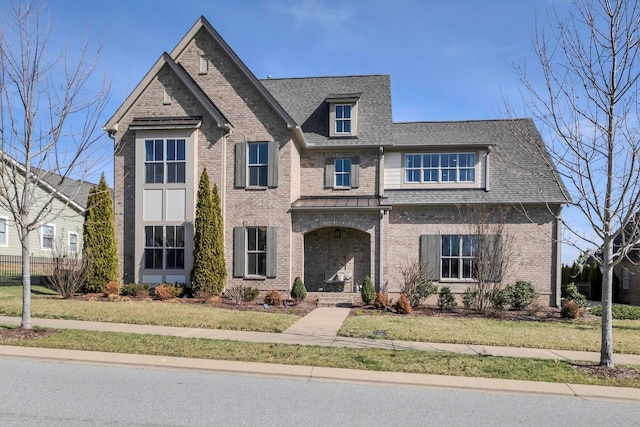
<box><xmin>387</xmin><ymin>119</ymin><xmax>571</xmax><ymax>205</ymax></box>
<box><xmin>260</xmin><ymin>75</ymin><xmax>393</xmax><ymax>147</ymax></box>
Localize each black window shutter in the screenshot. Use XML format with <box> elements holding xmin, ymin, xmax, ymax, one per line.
<box><xmin>420</xmin><ymin>234</ymin><xmax>441</xmax><ymax>281</ymax></box>
<box><xmin>233</xmin><ymin>227</ymin><xmax>245</xmax><ymax>277</ymax></box>
<box><xmin>266</xmin><ymin>227</ymin><xmax>277</xmax><ymax>278</ymax></box>
<box><xmin>235</xmin><ymin>142</ymin><xmax>247</xmax><ymax>188</ymax></box>
<box><xmin>489</xmin><ymin>234</ymin><xmax>504</xmax><ymax>282</ymax></box>
<box><xmin>324</xmin><ymin>158</ymin><xmax>335</xmax><ymax>188</ymax></box>
<box><xmin>267</xmin><ymin>141</ymin><xmax>279</xmax><ymax>187</ymax></box>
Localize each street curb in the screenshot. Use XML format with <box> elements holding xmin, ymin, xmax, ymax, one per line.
<box><xmin>2</xmin><ymin>345</ymin><xmax>639</xmax><ymax>403</ymax></box>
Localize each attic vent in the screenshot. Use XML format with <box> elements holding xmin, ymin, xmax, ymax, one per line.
<box><xmin>163</xmin><ymin>85</ymin><xmax>174</xmax><ymax>105</ymax></box>
<box><xmin>199</xmin><ymin>56</ymin><xmax>209</xmax><ymax>74</ymax></box>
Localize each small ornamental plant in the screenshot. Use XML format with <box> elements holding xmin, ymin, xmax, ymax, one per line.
<box><xmin>291</xmin><ymin>277</ymin><xmax>307</xmax><ymax>300</ymax></box>
<box><xmin>264</xmin><ymin>289</ymin><xmax>283</xmax><ymax>306</ymax></box>
<box><xmin>361</xmin><ymin>276</ymin><xmax>376</xmax><ymax>305</ymax></box>
<box><xmin>374</xmin><ymin>292</ymin><xmax>390</xmax><ymax>310</ymax></box>
<box><xmin>394</xmin><ymin>294</ymin><xmax>412</xmax><ymax>314</ymax></box>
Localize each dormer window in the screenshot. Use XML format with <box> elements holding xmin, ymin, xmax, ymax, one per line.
<box><xmin>327</xmin><ymin>93</ymin><xmax>360</xmax><ymax>137</ymax></box>
<box><xmin>335</xmin><ymin>105</ymin><xmax>351</xmax><ymax>134</ymax></box>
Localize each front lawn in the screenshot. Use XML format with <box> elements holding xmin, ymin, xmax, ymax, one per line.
<box><xmin>1</xmin><ymin>327</ymin><xmax>639</xmax><ymax>388</ymax></box>
<box><xmin>0</xmin><ymin>286</ymin><xmax>299</xmax><ymax>333</ymax></box>
<box><xmin>339</xmin><ymin>313</ymin><xmax>640</xmax><ymax>354</ymax></box>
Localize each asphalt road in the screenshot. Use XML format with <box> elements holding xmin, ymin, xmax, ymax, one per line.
<box><xmin>1</xmin><ymin>358</ymin><xmax>639</xmax><ymax>426</ymax></box>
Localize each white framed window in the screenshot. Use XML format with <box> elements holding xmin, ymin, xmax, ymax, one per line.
<box><xmin>441</xmin><ymin>235</ymin><xmax>477</xmax><ymax>279</ymax></box>
<box><xmin>68</xmin><ymin>232</ymin><xmax>78</xmax><ymax>254</ymax></box>
<box><xmin>144</xmin><ymin>225</ymin><xmax>185</xmax><ymax>270</ymax></box>
<box><xmin>248</xmin><ymin>142</ymin><xmax>268</xmax><ymax>187</ymax></box>
<box><xmin>145</xmin><ymin>138</ymin><xmax>186</xmax><ymax>184</ymax></box>
<box><xmin>247</xmin><ymin>226</ymin><xmax>267</xmax><ymax>276</ymax></box>
<box><xmin>233</xmin><ymin>226</ymin><xmax>277</xmax><ymax>278</ymax></box>
<box><xmin>405</xmin><ymin>153</ymin><xmax>476</xmax><ymax>183</ymax></box>
<box><xmin>0</xmin><ymin>217</ymin><xmax>7</xmax><ymax>247</ymax></box>
<box><xmin>41</xmin><ymin>224</ymin><xmax>55</xmax><ymax>250</ymax></box>
<box><xmin>335</xmin><ymin>104</ymin><xmax>352</xmax><ymax>134</ymax></box>
<box><xmin>334</xmin><ymin>158</ymin><xmax>351</xmax><ymax>187</ymax></box>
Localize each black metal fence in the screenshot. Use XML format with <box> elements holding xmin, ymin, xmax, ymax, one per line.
<box><xmin>0</xmin><ymin>255</ymin><xmax>57</xmax><ymax>278</ymax></box>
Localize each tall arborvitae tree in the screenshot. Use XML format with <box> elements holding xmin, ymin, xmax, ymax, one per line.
<box><xmin>191</xmin><ymin>169</ymin><xmax>225</xmax><ymax>295</ymax></box>
<box><xmin>83</xmin><ymin>174</ymin><xmax>119</xmax><ymax>293</ymax></box>
<box><xmin>210</xmin><ymin>183</ymin><xmax>226</xmax><ymax>294</ymax></box>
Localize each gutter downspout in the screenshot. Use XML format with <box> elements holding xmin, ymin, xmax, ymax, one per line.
<box><xmin>554</xmin><ymin>207</ymin><xmax>562</xmax><ymax>307</ymax></box>
<box><xmin>378</xmin><ymin>147</ymin><xmax>385</xmax><ymax>291</ymax></box>
<box><xmin>222</xmin><ymin>127</ymin><xmax>233</xmax><ymax>228</ymax></box>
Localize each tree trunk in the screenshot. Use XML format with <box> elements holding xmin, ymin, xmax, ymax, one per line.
<box><xmin>600</xmin><ymin>238</ymin><xmax>614</xmax><ymax>367</ymax></box>
<box><xmin>21</xmin><ymin>226</ymin><xmax>32</xmax><ymax>330</ymax></box>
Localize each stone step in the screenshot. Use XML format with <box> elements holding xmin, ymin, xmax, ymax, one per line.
<box><xmin>309</xmin><ymin>292</ymin><xmax>358</xmax><ymax>308</ymax></box>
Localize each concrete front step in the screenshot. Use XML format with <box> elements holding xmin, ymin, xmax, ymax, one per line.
<box><xmin>308</xmin><ymin>292</ymin><xmax>358</xmax><ymax>308</ymax></box>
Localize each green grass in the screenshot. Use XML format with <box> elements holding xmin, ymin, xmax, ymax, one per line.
<box><xmin>0</xmin><ymin>286</ymin><xmax>298</xmax><ymax>333</ymax></box>
<box><xmin>590</xmin><ymin>304</ymin><xmax>640</xmax><ymax>320</ymax></box>
<box><xmin>1</xmin><ymin>327</ymin><xmax>638</xmax><ymax>388</ymax></box>
<box><xmin>339</xmin><ymin>313</ymin><xmax>640</xmax><ymax>354</ymax></box>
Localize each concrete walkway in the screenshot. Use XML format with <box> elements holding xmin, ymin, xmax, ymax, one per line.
<box><xmin>1</xmin><ymin>309</ymin><xmax>640</xmax><ymax>402</ymax></box>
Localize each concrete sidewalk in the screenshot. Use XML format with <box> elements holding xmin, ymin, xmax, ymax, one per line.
<box><xmin>1</xmin><ymin>309</ymin><xmax>640</xmax><ymax>402</ymax></box>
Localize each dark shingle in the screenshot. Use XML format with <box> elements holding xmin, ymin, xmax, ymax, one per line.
<box><xmin>261</xmin><ymin>75</ymin><xmax>393</xmax><ymax>147</ymax></box>
<box><xmin>387</xmin><ymin>119</ymin><xmax>571</xmax><ymax>205</ymax></box>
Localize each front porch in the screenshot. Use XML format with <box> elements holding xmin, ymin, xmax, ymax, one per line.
<box><xmin>303</xmin><ymin>226</ymin><xmax>371</xmax><ymax>293</ymax></box>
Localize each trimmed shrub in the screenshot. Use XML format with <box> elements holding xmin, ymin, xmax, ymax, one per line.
<box><xmin>242</xmin><ymin>286</ymin><xmax>260</xmax><ymax>302</ymax></box>
<box><xmin>83</xmin><ymin>174</ymin><xmax>119</xmax><ymax>294</ymax></box>
<box><xmin>291</xmin><ymin>277</ymin><xmax>307</xmax><ymax>300</ymax></box>
<box><xmin>103</xmin><ymin>281</ymin><xmax>121</xmax><ymax>297</ymax></box>
<box><xmin>121</xmin><ymin>283</ymin><xmax>150</xmax><ymax>297</ymax></box>
<box><xmin>191</xmin><ymin>170</ymin><xmax>226</xmax><ymax>296</ymax></box>
<box><xmin>565</xmin><ymin>282</ymin><xmax>588</xmax><ymax>309</ymax></box>
<box><xmin>361</xmin><ymin>276</ymin><xmax>376</xmax><ymax>305</ymax></box>
<box><xmin>590</xmin><ymin>304</ymin><xmax>640</xmax><ymax>320</ymax></box>
<box><xmin>462</xmin><ymin>288</ymin><xmax>477</xmax><ymax>310</ymax></box>
<box><xmin>437</xmin><ymin>286</ymin><xmax>457</xmax><ymax>311</ymax></box>
<box><xmin>224</xmin><ymin>284</ymin><xmax>259</xmax><ymax>305</ymax></box>
<box><xmin>561</xmin><ymin>300</ymin><xmax>580</xmax><ymax>319</ymax></box>
<box><xmin>374</xmin><ymin>292</ymin><xmax>390</xmax><ymax>310</ymax></box>
<box><xmin>505</xmin><ymin>280</ymin><xmax>538</xmax><ymax>310</ymax></box>
<box><xmin>264</xmin><ymin>289</ymin><xmax>283</xmax><ymax>306</ymax></box>
<box><xmin>490</xmin><ymin>287</ymin><xmax>510</xmax><ymax>311</ymax></box>
<box><xmin>154</xmin><ymin>283</ymin><xmax>182</xmax><ymax>301</ymax></box>
<box><xmin>394</xmin><ymin>294</ymin><xmax>412</xmax><ymax>314</ymax></box>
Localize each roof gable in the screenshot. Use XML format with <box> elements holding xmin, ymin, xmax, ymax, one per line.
<box><xmin>104</xmin><ymin>52</ymin><xmax>231</xmax><ymax>133</ymax></box>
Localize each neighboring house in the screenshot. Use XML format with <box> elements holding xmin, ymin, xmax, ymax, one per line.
<box><xmin>0</xmin><ymin>154</ymin><xmax>93</xmax><ymax>258</ymax></box>
<box><xmin>613</xmin><ymin>220</ymin><xmax>640</xmax><ymax>306</ymax></box>
<box><xmin>104</xmin><ymin>17</ymin><xmax>570</xmax><ymax>306</ymax></box>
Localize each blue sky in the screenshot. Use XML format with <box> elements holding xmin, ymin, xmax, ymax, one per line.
<box><xmin>17</xmin><ymin>0</ymin><xmax>583</xmax><ymax>263</ymax></box>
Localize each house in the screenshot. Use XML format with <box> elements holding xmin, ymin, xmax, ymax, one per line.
<box><xmin>0</xmin><ymin>153</ymin><xmax>92</xmax><ymax>258</ymax></box>
<box><xmin>104</xmin><ymin>17</ymin><xmax>570</xmax><ymax>306</ymax></box>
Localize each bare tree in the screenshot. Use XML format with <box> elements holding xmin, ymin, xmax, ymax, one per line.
<box><xmin>0</xmin><ymin>1</ymin><xmax>110</xmax><ymax>329</ymax></box>
<box><xmin>462</xmin><ymin>205</ymin><xmax>514</xmax><ymax>313</ymax></box>
<box><xmin>511</xmin><ymin>0</ymin><xmax>640</xmax><ymax>367</ymax></box>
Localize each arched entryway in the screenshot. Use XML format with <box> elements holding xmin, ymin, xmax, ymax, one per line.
<box><xmin>304</xmin><ymin>227</ymin><xmax>371</xmax><ymax>292</ymax></box>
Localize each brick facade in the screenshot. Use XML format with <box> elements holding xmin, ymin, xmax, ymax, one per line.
<box><xmin>106</xmin><ymin>17</ymin><xmax>567</xmax><ymax>306</ymax></box>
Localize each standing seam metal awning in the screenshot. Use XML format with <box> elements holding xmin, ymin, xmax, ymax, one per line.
<box><xmin>290</xmin><ymin>196</ymin><xmax>391</xmax><ymax>211</ymax></box>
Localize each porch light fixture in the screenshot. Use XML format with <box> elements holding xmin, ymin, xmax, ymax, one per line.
<box><xmin>334</xmin><ymin>228</ymin><xmax>341</xmax><ymax>238</ymax></box>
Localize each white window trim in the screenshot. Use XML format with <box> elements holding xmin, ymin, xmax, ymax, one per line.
<box><xmin>334</xmin><ymin>158</ymin><xmax>351</xmax><ymax>189</ymax></box>
<box><xmin>247</xmin><ymin>142</ymin><xmax>269</xmax><ymax>188</ymax></box>
<box><xmin>246</xmin><ymin>226</ymin><xmax>267</xmax><ymax>277</ymax></box>
<box><xmin>329</xmin><ymin>101</ymin><xmax>358</xmax><ymax>137</ymax></box>
<box><xmin>402</xmin><ymin>152</ymin><xmax>479</xmax><ymax>188</ymax></box>
<box><xmin>67</xmin><ymin>231</ymin><xmax>79</xmax><ymax>254</ymax></box>
<box><xmin>441</xmin><ymin>234</ymin><xmax>477</xmax><ymax>281</ymax></box>
<box><xmin>0</xmin><ymin>216</ymin><xmax>8</xmax><ymax>247</ymax></box>
<box><xmin>41</xmin><ymin>223</ymin><xmax>55</xmax><ymax>251</ymax></box>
